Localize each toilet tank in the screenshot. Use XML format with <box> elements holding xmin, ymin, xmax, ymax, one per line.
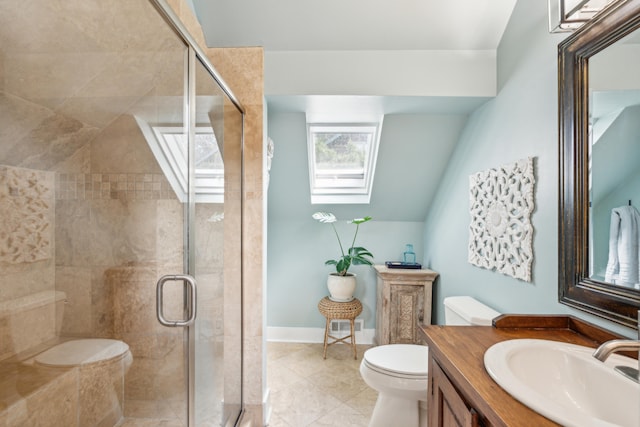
<box><xmin>443</xmin><ymin>296</ymin><xmax>500</xmax><ymax>326</ymax></box>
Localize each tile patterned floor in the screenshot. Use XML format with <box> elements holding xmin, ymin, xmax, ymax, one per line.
<box><xmin>116</xmin><ymin>341</ymin><xmax>376</xmax><ymax>427</ymax></box>
<box><xmin>267</xmin><ymin>342</ymin><xmax>377</xmax><ymax>427</ymax></box>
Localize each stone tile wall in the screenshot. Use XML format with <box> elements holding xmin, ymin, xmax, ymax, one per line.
<box><xmin>0</xmin><ymin>166</ymin><xmax>54</xmax><ymax>265</ymax></box>
<box><xmin>0</xmin><ymin>166</ymin><xmax>57</xmax><ymax>359</ymax></box>
<box><xmin>56</xmin><ymin>173</ymin><xmax>174</xmax><ymax>201</ymax></box>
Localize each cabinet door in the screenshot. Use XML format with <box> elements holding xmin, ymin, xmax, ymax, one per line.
<box><xmin>389</xmin><ymin>285</ymin><xmax>424</xmax><ymax>343</ymax></box>
<box><xmin>429</xmin><ymin>357</ymin><xmax>480</xmax><ymax>427</ymax></box>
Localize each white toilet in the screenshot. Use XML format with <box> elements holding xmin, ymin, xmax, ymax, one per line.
<box><xmin>360</xmin><ymin>296</ymin><xmax>500</xmax><ymax>427</ymax></box>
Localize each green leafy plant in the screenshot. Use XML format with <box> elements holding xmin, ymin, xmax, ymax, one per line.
<box><xmin>312</xmin><ymin>212</ymin><xmax>374</xmax><ymax>276</ymax></box>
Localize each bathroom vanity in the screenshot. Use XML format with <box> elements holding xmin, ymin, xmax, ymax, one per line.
<box><xmin>420</xmin><ymin>315</ymin><xmax>635</xmax><ymax>427</ymax></box>
<box><xmin>374</xmin><ymin>265</ymin><xmax>439</xmax><ymax>345</ymax></box>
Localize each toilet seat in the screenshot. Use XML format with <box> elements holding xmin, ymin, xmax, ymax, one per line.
<box><xmin>34</xmin><ymin>339</ymin><xmax>130</xmax><ymax>367</ymax></box>
<box><xmin>363</xmin><ymin>344</ymin><xmax>428</xmax><ymax>379</ymax></box>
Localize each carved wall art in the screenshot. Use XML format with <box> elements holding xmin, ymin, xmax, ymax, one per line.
<box><xmin>468</xmin><ymin>157</ymin><xmax>535</xmax><ymax>281</ymax></box>
<box><xmin>0</xmin><ymin>166</ymin><xmax>54</xmax><ymax>264</ymax></box>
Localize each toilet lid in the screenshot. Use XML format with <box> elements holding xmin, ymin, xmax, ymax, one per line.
<box><xmin>363</xmin><ymin>344</ymin><xmax>428</xmax><ymax>377</ymax></box>
<box><xmin>34</xmin><ymin>339</ymin><xmax>129</xmax><ymax>367</ymax></box>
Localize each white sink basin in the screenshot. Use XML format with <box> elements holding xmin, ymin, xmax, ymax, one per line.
<box><xmin>484</xmin><ymin>339</ymin><xmax>640</xmax><ymax>427</ymax></box>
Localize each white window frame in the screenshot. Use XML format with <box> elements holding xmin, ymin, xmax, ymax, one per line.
<box><xmin>307</xmin><ymin>119</ymin><xmax>383</xmax><ymax>204</ymax></box>
<box><xmin>135</xmin><ymin>116</ymin><xmax>224</xmax><ymax>203</ymax></box>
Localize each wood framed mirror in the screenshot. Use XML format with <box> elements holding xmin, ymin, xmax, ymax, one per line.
<box><xmin>559</xmin><ymin>0</ymin><xmax>640</xmax><ymax>329</ymax></box>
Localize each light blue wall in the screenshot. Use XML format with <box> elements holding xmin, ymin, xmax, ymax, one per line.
<box><xmin>267</xmin><ymin>112</ymin><xmax>468</xmax><ymax>221</ymax></box>
<box><xmin>423</xmin><ymin>0</ymin><xmax>634</xmax><ymax>337</ymax></box>
<box><xmin>267</xmin><ymin>219</ymin><xmax>423</xmax><ymax>328</ymax></box>
<box><xmin>266</xmin><ymin>112</ymin><xmax>451</xmax><ymax>328</ymax></box>
<box><xmin>265</xmin><ymin>0</ymin><xmax>637</xmax><ymax>338</ymax></box>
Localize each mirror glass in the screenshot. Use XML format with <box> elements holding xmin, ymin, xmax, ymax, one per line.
<box><xmin>589</xmin><ymin>30</ymin><xmax>640</xmax><ymax>291</ymax></box>
<box><xmin>558</xmin><ymin>0</ymin><xmax>640</xmax><ymax>329</ymax></box>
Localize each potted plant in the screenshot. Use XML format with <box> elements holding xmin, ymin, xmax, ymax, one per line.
<box><xmin>312</xmin><ymin>212</ymin><xmax>374</xmax><ymax>301</ymax></box>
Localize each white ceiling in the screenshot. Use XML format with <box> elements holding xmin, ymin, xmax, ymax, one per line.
<box><xmin>191</xmin><ymin>0</ymin><xmax>517</xmax><ymax>52</ymax></box>
<box><xmin>188</xmin><ymin>0</ymin><xmax>519</xmax><ymax>221</ymax></box>
<box><xmin>190</xmin><ymin>0</ymin><xmax>517</xmax><ymax>116</ymax></box>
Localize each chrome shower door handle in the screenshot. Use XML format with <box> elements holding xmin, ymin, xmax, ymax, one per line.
<box><xmin>156</xmin><ymin>274</ymin><xmax>197</xmax><ymax>327</ymax></box>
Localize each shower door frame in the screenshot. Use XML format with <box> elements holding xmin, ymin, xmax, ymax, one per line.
<box><xmin>150</xmin><ymin>1</ymin><xmax>245</xmax><ymax>426</ymax></box>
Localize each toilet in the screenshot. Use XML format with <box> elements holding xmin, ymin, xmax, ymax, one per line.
<box><xmin>33</xmin><ymin>338</ymin><xmax>133</xmax><ymax>427</ymax></box>
<box><xmin>360</xmin><ymin>296</ymin><xmax>500</xmax><ymax>427</ymax></box>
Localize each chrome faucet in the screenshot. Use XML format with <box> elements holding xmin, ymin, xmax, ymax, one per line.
<box><xmin>592</xmin><ymin>340</ymin><xmax>640</xmax><ymax>362</ymax></box>
<box><xmin>592</xmin><ymin>311</ymin><xmax>640</xmax><ymax>383</ymax></box>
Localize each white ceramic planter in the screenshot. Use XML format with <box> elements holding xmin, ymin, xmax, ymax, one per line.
<box><xmin>327</xmin><ymin>273</ymin><xmax>356</xmax><ymax>301</ymax></box>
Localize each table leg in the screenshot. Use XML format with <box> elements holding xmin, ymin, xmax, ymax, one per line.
<box><xmin>350</xmin><ymin>318</ymin><xmax>357</xmax><ymax>359</ymax></box>
<box><xmin>323</xmin><ymin>317</ymin><xmax>331</xmax><ymax>359</ymax></box>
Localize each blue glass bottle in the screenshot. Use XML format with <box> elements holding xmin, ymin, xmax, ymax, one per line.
<box><xmin>403</xmin><ymin>244</ymin><xmax>416</xmax><ymax>264</ymax></box>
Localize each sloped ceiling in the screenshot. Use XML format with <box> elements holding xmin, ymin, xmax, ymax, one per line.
<box><xmin>0</xmin><ymin>1</ymin><xmax>518</xmax><ymax>222</ymax></box>
<box><xmin>0</xmin><ymin>0</ymin><xmax>185</xmax><ymax>171</ymax></box>
<box><xmin>268</xmin><ymin>110</ymin><xmax>471</xmax><ymax>221</ymax></box>
<box><xmin>190</xmin><ymin>0</ymin><xmax>516</xmax><ymax>51</ymax></box>
<box><xmin>591</xmin><ymin>103</ymin><xmax>640</xmax><ymax>207</ymax></box>
<box><xmin>192</xmin><ymin>1</ymin><xmax>517</xmax><ymax>221</ymax></box>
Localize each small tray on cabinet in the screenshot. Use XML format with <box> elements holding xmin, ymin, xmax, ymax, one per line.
<box><xmin>385</xmin><ymin>261</ymin><xmax>422</xmax><ymax>269</ymax></box>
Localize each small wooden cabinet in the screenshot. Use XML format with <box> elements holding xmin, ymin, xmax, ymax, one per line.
<box><xmin>374</xmin><ymin>265</ymin><xmax>438</xmax><ymax>345</ymax></box>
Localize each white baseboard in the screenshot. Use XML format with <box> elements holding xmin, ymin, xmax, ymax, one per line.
<box><xmin>266</xmin><ymin>326</ymin><xmax>375</xmax><ymax>344</ymax></box>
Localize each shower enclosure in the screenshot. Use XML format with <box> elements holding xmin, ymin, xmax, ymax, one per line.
<box><xmin>0</xmin><ymin>1</ymin><xmax>243</xmax><ymax>426</ymax></box>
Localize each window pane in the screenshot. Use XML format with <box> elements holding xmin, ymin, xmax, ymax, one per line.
<box><xmin>195</xmin><ymin>132</ymin><xmax>223</xmax><ymax>171</ymax></box>
<box><xmin>313</xmin><ymin>131</ymin><xmax>371</xmax><ymax>176</ymax></box>
<box><xmin>307</xmin><ymin>122</ymin><xmax>382</xmax><ymax>204</ymax></box>
<box><xmin>139</xmin><ymin>125</ymin><xmax>224</xmax><ymax>202</ymax></box>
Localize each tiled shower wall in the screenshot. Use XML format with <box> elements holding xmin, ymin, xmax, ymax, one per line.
<box><xmin>0</xmin><ymin>165</ymin><xmax>56</xmax><ymax>360</ymax></box>
<box><xmin>53</xmin><ymin>112</ymin><xmax>183</xmax><ymax>340</ymax></box>
<box><xmin>53</xmin><ymin>132</ymin><xmax>225</xmax><ymax>411</ymax></box>
<box><xmin>0</xmin><ymin>111</ymin><xmax>226</xmax><ymax>422</ymax></box>
<box><xmin>0</xmin><ymin>166</ymin><xmax>54</xmax><ymax>265</ymax></box>
<box><xmin>56</xmin><ymin>173</ymin><xmax>174</xmax><ymax>201</ymax></box>
<box><xmin>1</xmin><ymin>0</ymin><xmax>234</xmax><ymax>424</ymax></box>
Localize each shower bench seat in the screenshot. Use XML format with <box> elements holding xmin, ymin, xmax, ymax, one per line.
<box><xmin>0</xmin><ymin>343</ymin><xmax>79</xmax><ymax>426</ymax></box>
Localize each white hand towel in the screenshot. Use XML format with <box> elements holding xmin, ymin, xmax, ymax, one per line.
<box><xmin>604</xmin><ymin>205</ymin><xmax>640</xmax><ymax>286</ymax></box>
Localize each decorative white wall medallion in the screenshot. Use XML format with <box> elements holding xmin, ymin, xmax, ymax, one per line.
<box><xmin>468</xmin><ymin>157</ymin><xmax>535</xmax><ymax>281</ymax></box>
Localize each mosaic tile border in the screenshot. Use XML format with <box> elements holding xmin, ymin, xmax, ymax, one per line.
<box><xmin>56</xmin><ymin>173</ymin><xmax>175</xmax><ymax>201</ymax></box>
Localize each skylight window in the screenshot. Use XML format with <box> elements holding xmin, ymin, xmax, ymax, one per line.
<box><xmin>136</xmin><ymin>117</ymin><xmax>224</xmax><ymax>203</ymax></box>
<box><xmin>307</xmin><ymin>121</ymin><xmax>382</xmax><ymax>204</ymax></box>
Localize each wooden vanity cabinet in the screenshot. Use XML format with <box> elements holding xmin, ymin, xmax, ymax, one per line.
<box><xmin>429</xmin><ymin>356</ymin><xmax>480</xmax><ymax>427</ymax></box>
<box><xmin>373</xmin><ymin>265</ymin><xmax>438</xmax><ymax>345</ymax></box>
<box><xmin>421</xmin><ymin>315</ymin><xmax>634</xmax><ymax>427</ymax></box>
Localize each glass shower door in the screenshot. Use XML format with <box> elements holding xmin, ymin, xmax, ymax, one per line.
<box><xmin>122</xmin><ymin>6</ymin><xmax>192</xmax><ymax>424</ymax></box>
<box><xmin>0</xmin><ymin>0</ymin><xmax>242</xmax><ymax>425</ymax></box>
<box><xmin>144</xmin><ymin>48</ymin><xmax>243</xmax><ymax>426</ymax></box>
<box><xmin>190</xmin><ymin>55</ymin><xmax>243</xmax><ymax>427</ymax></box>
<box><xmin>140</xmin><ymin>5</ymin><xmax>244</xmax><ymax>427</ymax></box>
